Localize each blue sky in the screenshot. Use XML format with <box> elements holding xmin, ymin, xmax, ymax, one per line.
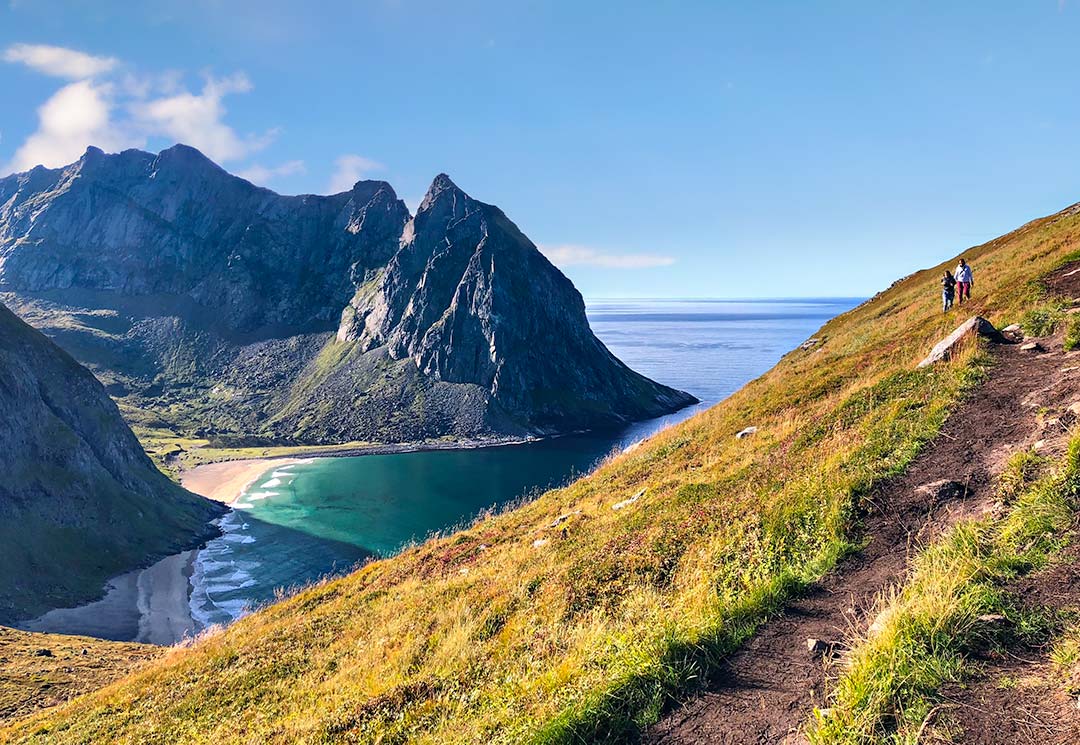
<box><xmin>1</xmin><ymin>1</ymin><xmax>1078</xmax><ymax>298</ymax></box>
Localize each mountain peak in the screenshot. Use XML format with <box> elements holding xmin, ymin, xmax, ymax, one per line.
<box><xmin>419</xmin><ymin>173</ymin><xmax>466</xmax><ymax>212</ymax></box>
<box><xmin>154</xmin><ymin>143</ymin><xmax>225</xmax><ymax>173</ymax></box>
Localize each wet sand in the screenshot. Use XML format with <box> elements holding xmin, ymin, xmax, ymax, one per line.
<box><xmin>181</xmin><ymin>458</ymin><xmax>303</xmax><ymax>504</ymax></box>
<box><xmin>21</xmin><ymin>459</ymin><xmax>301</xmax><ymax>644</ymax></box>
<box><xmin>21</xmin><ymin>550</ymin><xmax>198</xmax><ymax>644</ymax></box>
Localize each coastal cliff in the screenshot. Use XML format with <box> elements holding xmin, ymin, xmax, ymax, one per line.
<box><xmin>0</xmin><ymin>302</ymin><xmax>224</xmax><ymax>623</ymax></box>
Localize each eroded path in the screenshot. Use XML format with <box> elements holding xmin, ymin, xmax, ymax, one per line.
<box><xmin>645</xmin><ymin>328</ymin><xmax>1080</xmax><ymax>744</ymax></box>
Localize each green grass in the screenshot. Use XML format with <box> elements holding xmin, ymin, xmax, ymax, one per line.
<box><xmin>1065</xmin><ymin>314</ymin><xmax>1080</xmax><ymax>351</ymax></box>
<box><xmin>808</xmin><ymin>439</ymin><xmax>1080</xmax><ymax>744</ymax></box>
<box><xmin>4</xmin><ymin>208</ymin><xmax>1080</xmax><ymax>742</ymax></box>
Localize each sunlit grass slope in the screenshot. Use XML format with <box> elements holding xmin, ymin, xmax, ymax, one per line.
<box><xmin>0</xmin><ymin>628</ymin><xmax>161</xmax><ymax>727</ymax></box>
<box><xmin>5</xmin><ymin>204</ymin><xmax>1080</xmax><ymax>743</ymax></box>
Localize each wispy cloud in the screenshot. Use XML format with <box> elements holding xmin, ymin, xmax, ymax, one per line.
<box><xmin>130</xmin><ymin>73</ymin><xmax>274</xmax><ymax>163</ymax></box>
<box><xmin>538</xmin><ymin>244</ymin><xmax>677</xmax><ymax>270</ymax></box>
<box><xmin>3</xmin><ymin>43</ymin><xmax>274</xmax><ymax>174</ymax></box>
<box><xmin>327</xmin><ymin>154</ymin><xmax>383</xmax><ymax>193</ymax></box>
<box><xmin>3</xmin><ymin>43</ymin><xmax>118</xmax><ymax>80</ymax></box>
<box><xmin>236</xmin><ymin>159</ymin><xmax>306</xmax><ymax>186</ymax></box>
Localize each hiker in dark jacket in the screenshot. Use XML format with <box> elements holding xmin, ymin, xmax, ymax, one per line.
<box><xmin>941</xmin><ymin>270</ymin><xmax>957</xmax><ymax>312</ymax></box>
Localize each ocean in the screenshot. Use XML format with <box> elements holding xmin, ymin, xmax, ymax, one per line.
<box><xmin>25</xmin><ymin>297</ymin><xmax>861</xmax><ymax>642</ymax></box>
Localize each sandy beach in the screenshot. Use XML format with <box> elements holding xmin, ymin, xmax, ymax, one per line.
<box><xmin>181</xmin><ymin>458</ymin><xmax>305</xmax><ymax>504</ymax></box>
<box><xmin>22</xmin><ymin>459</ymin><xmax>304</xmax><ymax>645</ymax></box>
<box><xmin>21</xmin><ymin>549</ymin><xmax>198</xmax><ymax>645</ymax></box>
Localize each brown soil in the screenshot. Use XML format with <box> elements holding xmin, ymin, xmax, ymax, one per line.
<box><xmin>933</xmin><ymin>537</ymin><xmax>1080</xmax><ymax>744</ymax></box>
<box><xmin>646</xmin><ymin>313</ymin><xmax>1080</xmax><ymax>743</ymax></box>
<box><xmin>1041</xmin><ymin>259</ymin><xmax>1080</xmax><ymax>298</ymax></box>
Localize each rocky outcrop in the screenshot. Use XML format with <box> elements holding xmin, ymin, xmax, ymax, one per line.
<box><xmin>0</xmin><ymin>146</ymin><xmax>695</xmax><ymax>444</ymax></box>
<box><xmin>0</xmin><ymin>302</ymin><xmax>224</xmax><ymax>622</ymax></box>
<box><xmin>917</xmin><ymin>316</ymin><xmax>999</xmax><ymax>368</ymax></box>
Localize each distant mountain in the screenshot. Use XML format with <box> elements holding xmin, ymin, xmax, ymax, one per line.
<box><xmin>0</xmin><ymin>145</ymin><xmax>695</xmax><ymax>445</ymax></box>
<box><xmin>0</xmin><ymin>302</ymin><xmax>223</xmax><ymax>623</ymax></box>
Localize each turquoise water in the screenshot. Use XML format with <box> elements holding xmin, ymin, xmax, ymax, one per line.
<box><xmin>190</xmin><ymin>297</ymin><xmax>861</xmax><ymax>631</ymax></box>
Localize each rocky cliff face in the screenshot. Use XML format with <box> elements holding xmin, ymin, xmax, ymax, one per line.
<box><xmin>0</xmin><ymin>302</ymin><xmax>224</xmax><ymax>622</ymax></box>
<box><xmin>0</xmin><ymin>145</ymin><xmax>695</xmax><ymax>445</ymax></box>
<box><xmin>0</xmin><ymin>144</ymin><xmax>408</xmax><ymax>334</ymax></box>
<box><xmin>332</xmin><ymin>174</ymin><xmax>695</xmax><ymax>433</ymax></box>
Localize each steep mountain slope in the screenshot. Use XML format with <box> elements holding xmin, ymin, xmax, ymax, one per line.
<box><xmin>0</xmin><ymin>146</ymin><xmax>694</xmax><ymax>445</ymax></box>
<box><xmin>0</xmin><ymin>302</ymin><xmax>224</xmax><ymax>623</ymax></box>
<box><xmin>277</xmin><ymin>174</ymin><xmax>695</xmax><ymax>440</ymax></box>
<box><xmin>7</xmin><ymin>202</ymin><xmax>1077</xmax><ymax>739</ymax></box>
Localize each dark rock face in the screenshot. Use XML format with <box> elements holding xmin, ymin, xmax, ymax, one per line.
<box><xmin>0</xmin><ymin>144</ymin><xmax>409</xmax><ymax>334</ymax></box>
<box><xmin>0</xmin><ymin>302</ymin><xmax>224</xmax><ymax>622</ymax></box>
<box><xmin>0</xmin><ymin>145</ymin><xmax>695</xmax><ymax>445</ymax></box>
<box><xmin>335</xmin><ymin>174</ymin><xmax>697</xmax><ymax>433</ymax></box>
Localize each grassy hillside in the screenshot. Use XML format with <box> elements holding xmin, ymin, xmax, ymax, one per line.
<box><xmin>5</xmin><ymin>203</ymin><xmax>1080</xmax><ymax>743</ymax></box>
<box><xmin>0</xmin><ymin>628</ymin><xmax>161</xmax><ymax>726</ymax></box>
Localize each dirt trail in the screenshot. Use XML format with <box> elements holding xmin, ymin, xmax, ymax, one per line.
<box><xmin>646</xmin><ymin>304</ymin><xmax>1080</xmax><ymax>743</ymax></box>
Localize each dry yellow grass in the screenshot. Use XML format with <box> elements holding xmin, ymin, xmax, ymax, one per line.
<box><xmin>3</xmin><ymin>204</ymin><xmax>1080</xmax><ymax>744</ymax></box>
<box><xmin>0</xmin><ymin>627</ymin><xmax>160</xmax><ymax>727</ymax></box>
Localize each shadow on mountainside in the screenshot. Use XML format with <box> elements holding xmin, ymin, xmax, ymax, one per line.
<box><xmin>644</xmin><ymin>265</ymin><xmax>1080</xmax><ymax>744</ymax></box>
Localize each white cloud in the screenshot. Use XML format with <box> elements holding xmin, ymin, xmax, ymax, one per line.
<box><xmin>538</xmin><ymin>244</ymin><xmax>677</xmax><ymax>270</ymax></box>
<box><xmin>7</xmin><ymin>80</ymin><xmax>136</xmax><ymax>172</ymax></box>
<box><xmin>3</xmin><ymin>44</ymin><xmax>275</xmax><ymax>175</ymax></box>
<box><xmin>236</xmin><ymin>159</ymin><xmax>306</xmax><ymax>185</ymax></box>
<box><xmin>327</xmin><ymin>154</ymin><xmax>383</xmax><ymax>193</ymax></box>
<box><xmin>131</xmin><ymin>73</ymin><xmax>273</xmax><ymax>163</ymax></box>
<box><xmin>3</xmin><ymin>43</ymin><xmax>118</xmax><ymax>80</ymax></box>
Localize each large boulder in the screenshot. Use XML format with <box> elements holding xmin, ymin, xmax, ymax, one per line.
<box><xmin>917</xmin><ymin>316</ymin><xmax>998</xmax><ymax>368</ymax></box>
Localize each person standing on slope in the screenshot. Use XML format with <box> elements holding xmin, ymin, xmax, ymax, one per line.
<box><xmin>941</xmin><ymin>270</ymin><xmax>957</xmax><ymax>312</ymax></box>
<box><xmin>955</xmin><ymin>258</ymin><xmax>973</xmax><ymax>303</ymax></box>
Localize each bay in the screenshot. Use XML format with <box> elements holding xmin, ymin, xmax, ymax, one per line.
<box><xmin>26</xmin><ymin>297</ymin><xmax>861</xmax><ymax>642</ymax></box>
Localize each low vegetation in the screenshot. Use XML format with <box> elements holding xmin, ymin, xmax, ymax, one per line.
<box><xmin>809</xmin><ymin>441</ymin><xmax>1079</xmax><ymax>743</ymax></box>
<box><xmin>0</xmin><ymin>628</ymin><xmax>160</xmax><ymax>726</ymax></box>
<box><xmin>4</xmin><ymin>208</ymin><xmax>1080</xmax><ymax>742</ymax></box>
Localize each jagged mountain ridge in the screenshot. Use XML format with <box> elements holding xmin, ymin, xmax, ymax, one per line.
<box><xmin>0</xmin><ymin>145</ymin><xmax>695</xmax><ymax>444</ymax></box>
<box><xmin>0</xmin><ymin>302</ymin><xmax>224</xmax><ymax>623</ymax></box>
<box><xmin>334</xmin><ymin>173</ymin><xmax>693</xmax><ymax>432</ymax></box>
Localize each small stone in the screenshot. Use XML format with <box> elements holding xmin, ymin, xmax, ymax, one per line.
<box><xmin>915</xmin><ymin>479</ymin><xmax>965</xmax><ymax>502</ymax></box>
<box><xmin>736</xmin><ymin>426</ymin><xmax>758</xmax><ymax>439</ymax></box>
<box><xmin>34</xmin><ymin>648</ymin><xmax>53</xmax><ymax>657</ymax></box>
<box><xmin>1002</xmin><ymin>323</ymin><xmax>1022</xmax><ymax>333</ymax></box>
<box><xmin>1019</xmin><ymin>342</ymin><xmax>1041</xmax><ymax>351</ymax></box>
<box><xmin>612</xmin><ymin>489</ymin><xmax>646</xmax><ymax>510</ymax></box>
<box><xmin>80</xmin><ymin>648</ymin><xmax>88</xmax><ymax>656</ymax></box>
<box><xmin>548</xmin><ymin>511</ymin><xmax>581</xmax><ymax>528</ymax></box>
<box><xmin>976</xmin><ymin>613</ymin><xmax>1008</xmax><ymax>625</ymax></box>
<box><xmin>806</xmin><ymin>638</ymin><xmax>844</xmax><ymax>657</ymax></box>
<box><xmin>799</xmin><ymin>338</ymin><xmax>820</xmax><ymax>351</ymax></box>
<box><xmin>532</xmin><ymin>538</ymin><xmax>548</xmax><ymax>548</ymax></box>
<box><xmin>1069</xmin><ymin>402</ymin><xmax>1080</xmax><ymax>416</ymax></box>
<box><xmin>1034</xmin><ymin>439</ymin><xmax>1047</xmax><ymax>451</ymax></box>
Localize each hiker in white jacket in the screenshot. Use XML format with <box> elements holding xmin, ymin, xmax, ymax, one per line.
<box><xmin>955</xmin><ymin>258</ymin><xmax>973</xmax><ymax>303</ymax></box>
